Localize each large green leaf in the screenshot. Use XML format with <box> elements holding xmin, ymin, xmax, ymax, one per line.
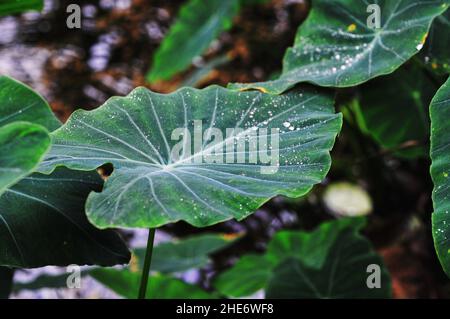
<box><xmin>229</xmin><ymin>0</ymin><xmax>449</xmax><ymax>93</ymax></box>
<box><xmin>430</xmin><ymin>78</ymin><xmax>450</xmax><ymax>277</ymax></box>
<box><xmin>39</xmin><ymin>85</ymin><xmax>342</xmax><ymax>229</ymax></box>
<box><xmin>0</xmin><ymin>267</ymin><xmax>13</xmax><ymax>299</ymax></box>
<box><xmin>421</xmin><ymin>8</ymin><xmax>450</xmax><ymax>75</ymax></box>
<box><xmin>214</xmin><ymin>218</ymin><xmax>391</xmax><ymax>298</ymax></box>
<box><xmin>0</xmin><ymin>0</ymin><xmax>43</xmax><ymax>16</ymax></box>
<box><xmin>0</xmin><ymin>168</ymin><xmax>131</xmax><ymax>268</ymax></box>
<box><xmin>90</xmin><ymin>268</ymin><xmax>213</xmax><ymax>299</ymax></box>
<box><xmin>0</xmin><ymin>122</ymin><xmax>50</xmax><ymax>195</ymax></box>
<box><xmin>354</xmin><ymin>64</ymin><xmax>435</xmax><ymax>158</ymax></box>
<box><xmin>146</xmin><ymin>0</ymin><xmax>240</xmax><ymax>82</ymax></box>
<box><xmin>135</xmin><ymin>233</ymin><xmax>241</xmax><ymax>273</ymax></box>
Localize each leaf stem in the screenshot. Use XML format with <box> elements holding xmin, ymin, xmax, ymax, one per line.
<box><xmin>138</xmin><ymin>228</ymin><xmax>156</xmax><ymax>299</ymax></box>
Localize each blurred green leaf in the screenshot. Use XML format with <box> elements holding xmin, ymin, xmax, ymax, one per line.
<box><xmin>214</xmin><ymin>218</ymin><xmax>391</xmax><ymax>298</ymax></box>
<box><xmin>0</xmin><ymin>0</ymin><xmax>43</xmax><ymax>17</ymax></box>
<box><xmin>147</xmin><ymin>0</ymin><xmax>239</xmax><ymax>82</ymax></box>
<box><xmin>91</xmin><ymin>268</ymin><xmax>213</xmax><ymax>299</ymax></box>
<box><xmin>430</xmin><ymin>78</ymin><xmax>450</xmax><ymax>278</ymax></box>
<box><xmin>135</xmin><ymin>232</ymin><xmax>241</xmax><ymax>273</ymax></box>
<box><xmin>230</xmin><ymin>0</ymin><xmax>449</xmax><ymax>93</ymax></box>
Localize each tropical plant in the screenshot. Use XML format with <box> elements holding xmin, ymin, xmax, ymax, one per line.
<box><xmin>1</xmin><ymin>0</ymin><xmax>449</xmax><ymax>300</ymax></box>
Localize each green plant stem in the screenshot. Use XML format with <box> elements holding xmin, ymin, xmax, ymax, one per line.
<box><xmin>138</xmin><ymin>228</ymin><xmax>156</xmax><ymax>299</ymax></box>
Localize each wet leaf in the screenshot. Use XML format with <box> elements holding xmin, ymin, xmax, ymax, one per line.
<box><xmin>39</xmin><ymin>85</ymin><xmax>342</xmax><ymax>229</ymax></box>
<box><xmin>230</xmin><ymin>0</ymin><xmax>449</xmax><ymax>93</ymax></box>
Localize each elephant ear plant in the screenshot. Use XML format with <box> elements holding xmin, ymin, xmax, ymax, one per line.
<box><xmin>1</xmin><ymin>0</ymin><xmax>450</xmax><ymax>299</ymax></box>
<box><xmin>37</xmin><ymin>84</ymin><xmax>342</xmax><ymax>297</ymax></box>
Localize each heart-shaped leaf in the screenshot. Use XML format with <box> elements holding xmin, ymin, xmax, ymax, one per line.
<box><xmin>146</xmin><ymin>0</ymin><xmax>240</xmax><ymax>82</ymax></box>
<box><xmin>0</xmin><ymin>0</ymin><xmax>43</xmax><ymax>17</ymax></box>
<box><xmin>430</xmin><ymin>77</ymin><xmax>450</xmax><ymax>277</ymax></box>
<box><xmin>353</xmin><ymin>64</ymin><xmax>436</xmax><ymax>158</ymax></box>
<box><xmin>39</xmin><ymin>85</ymin><xmax>342</xmax><ymax>229</ymax></box>
<box><xmin>0</xmin><ymin>168</ymin><xmax>131</xmax><ymax>268</ymax></box>
<box><xmin>0</xmin><ymin>122</ymin><xmax>50</xmax><ymax>195</ymax></box>
<box><xmin>91</xmin><ymin>268</ymin><xmax>213</xmax><ymax>299</ymax></box>
<box><xmin>229</xmin><ymin>0</ymin><xmax>449</xmax><ymax>93</ymax></box>
<box><xmin>214</xmin><ymin>218</ymin><xmax>391</xmax><ymax>298</ymax></box>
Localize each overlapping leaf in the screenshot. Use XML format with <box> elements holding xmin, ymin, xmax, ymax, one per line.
<box><xmin>146</xmin><ymin>0</ymin><xmax>239</xmax><ymax>82</ymax></box>
<box><xmin>0</xmin><ymin>122</ymin><xmax>50</xmax><ymax>195</ymax></box>
<box><xmin>230</xmin><ymin>0</ymin><xmax>449</xmax><ymax>93</ymax></box>
<box><xmin>39</xmin><ymin>85</ymin><xmax>342</xmax><ymax>229</ymax></box>
<box><xmin>214</xmin><ymin>218</ymin><xmax>391</xmax><ymax>298</ymax></box>
<box><xmin>430</xmin><ymin>78</ymin><xmax>450</xmax><ymax>277</ymax></box>
<box><xmin>0</xmin><ymin>76</ymin><xmax>130</xmax><ymax>268</ymax></box>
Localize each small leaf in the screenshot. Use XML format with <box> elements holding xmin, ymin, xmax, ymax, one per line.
<box><xmin>430</xmin><ymin>78</ymin><xmax>450</xmax><ymax>277</ymax></box>
<box><xmin>0</xmin><ymin>0</ymin><xmax>43</xmax><ymax>16</ymax></box>
<box><xmin>0</xmin><ymin>168</ymin><xmax>131</xmax><ymax>268</ymax></box>
<box><xmin>230</xmin><ymin>0</ymin><xmax>449</xmax><ymax>93</ymax></box>
<box><xmin>134</xmin><ymin>232</ymin><xmax>241</xmax><ymax>273</ymax></box>
<box><xmin>147</xmin><ymin>0</ymin><xmax>240</xmax><ymax>82</ymax></box>
<box><xmin>214</xmin><ymin>218</ymin><xmax>391</xmax><ymax>298</ymax></box>
<box><xmin>0</xmin><ymin>122</ymin><xmax>50</xmax><ymax>195</ymax></box>
<box><xmin>39</xmin><ymin>85</ymin><xmax>342</xmax><ymax>229</ymax></box>
<box><xmin>91</xmin><ymin>268</ymin><xmax>213</xmax><ymax>299</ymax></box>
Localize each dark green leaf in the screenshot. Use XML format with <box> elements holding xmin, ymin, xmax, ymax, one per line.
<box><xmin>147</xmin><ymin>0</ymin><xmax>239</xmax><ymax>82</ymax></box>
<box><xmin>430</xmin><ymin>78</ymin><xmax>450</xmax><ymax>277</ymax></box>
<box><xmin>91</xmin><ymin>268</ymin><xmax>213</xmax><ymax>299</ymax></box>
<box><xmin>230</xmin><ymin>0</ymin><xmax>449</xmax><ymax>93</ymax></box>
<box><xmin>39</xmin><ymin>85</ymin><xmax>342</xmax><ymax>229</ymax></box>
<box><xmin>354</xmin><ymin>64</ymin><xmax>435</xmax><ymax>158</ymax></box>
<box><xmin>0</xmin><ymin>168</ymin><xmax>131</xmax><ymax>268</ymax></box>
